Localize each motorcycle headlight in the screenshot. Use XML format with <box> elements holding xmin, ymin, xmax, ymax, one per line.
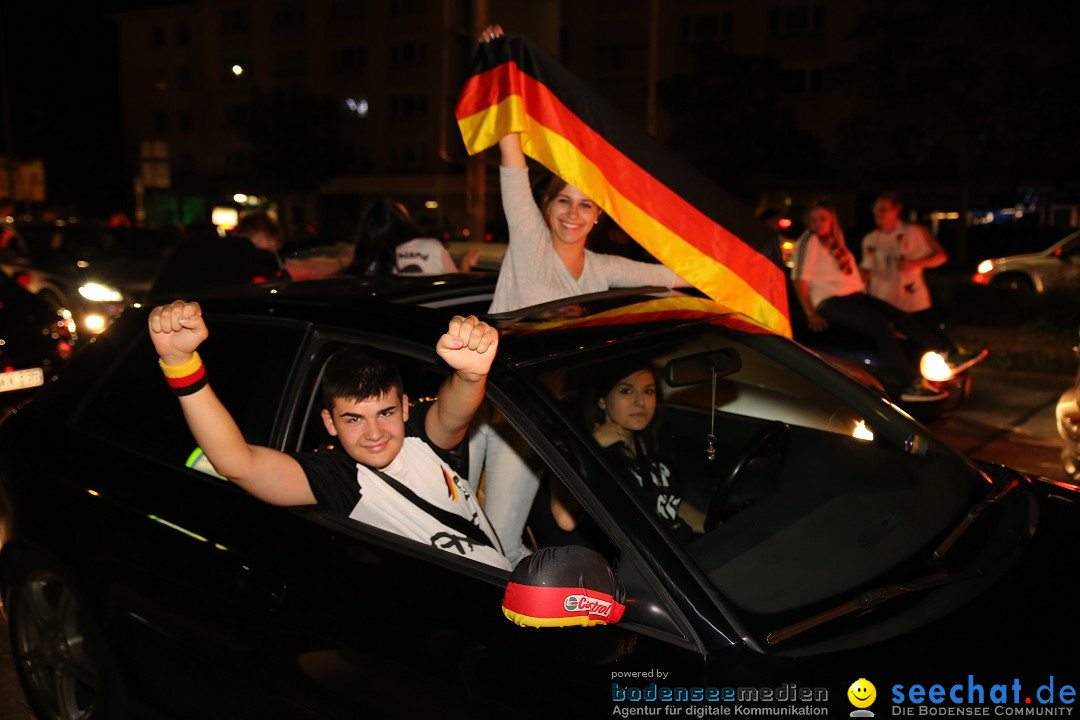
<box><xmin>920</xmin><ymin>351</ymin><xmax>954</xmax><ymax>383</ymax></box>
<box><xmin>79</xmin><ymin>282</ymin><xmax>124</xmax><ymax>303</ymax></box>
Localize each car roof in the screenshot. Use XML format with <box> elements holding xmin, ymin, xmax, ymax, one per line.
<box><xmin>168</xmin><ymin>274</ymin><xmax>742</xmax><ymax>369</ymax></box>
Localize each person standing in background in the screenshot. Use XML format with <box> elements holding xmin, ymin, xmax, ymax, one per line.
<box><xmin>346</xmin><ymin>198</ymin><xmax>479</xmax><ymax>276</ymax></box>
<box><xmin>860</xmin><ymin>191</ymin><xmax>948</xmax><ymax>324</ymax></box>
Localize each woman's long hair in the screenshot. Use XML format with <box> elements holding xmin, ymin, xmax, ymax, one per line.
<box><xmin>348</xmin><ymin>198</ymin><xmax>424</xmax><ymax>275</ymax></box>
<box><xmin>580</xmin><ymin>361</ymin><xmax>665</xmax><ymax>466</ymax></box>
<box><xmin>797</xmin><ymin>198</ymin><xmax>846</xmax><ymax>247</ymax></box>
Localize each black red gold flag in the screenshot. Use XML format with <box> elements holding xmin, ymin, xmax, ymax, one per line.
<box><xmin>455</xmin><ymin>34</ymin><xmax>791</xmax><ymax>337</ymax></box>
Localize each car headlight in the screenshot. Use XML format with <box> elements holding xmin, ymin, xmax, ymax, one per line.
<box><xmin>920</xmin><ymin>351</ymin><xmax>954</xmax><ymax>383</ymax></box>
<box><xmin>82</xmin><ymin>314</ymin><xmax>108</xmax><ymax>333</ymax></box>
<box><xmin>79</xmin><ymin>282</ymin><xmax>124</xmax><ymax>303</ymax></box>
<box><xmin>976</xmin><ymin>259</ymin><xmax>995</xmax><ymax>274</ymax></box>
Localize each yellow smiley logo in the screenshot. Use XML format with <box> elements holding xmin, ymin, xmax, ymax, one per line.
<box><xmin>848</xmin><ymin>678</ymin><xmax>877</xmax><ymax>709</ymax></box>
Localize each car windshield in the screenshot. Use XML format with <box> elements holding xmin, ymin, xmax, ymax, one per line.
<box><xmin>530</xmin><ymin>319</ymin><xmax>984</xmax><ymax>619</ymax></box>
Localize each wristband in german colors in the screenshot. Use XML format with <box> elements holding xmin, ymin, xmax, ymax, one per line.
<box><xmin>159</xmin><ymin>352</ymin><xmax>209</xmax><ymax>396</ymax></box>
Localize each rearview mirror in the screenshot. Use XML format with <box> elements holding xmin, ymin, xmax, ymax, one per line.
<box><xmin>665</xmin><ymin>348</ymin><xmax>742</xmax><ymax>387</ymax></box>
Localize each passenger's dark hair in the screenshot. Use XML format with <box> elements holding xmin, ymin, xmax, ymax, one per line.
<box><xmin>875</xmin><ymin>190</ymin><xmax>903</xmax><ymax>209</ymax></box>
<box><xmin>581</xmin><ymin>360</ymin><xmax>664</xmax><ymax>452</ymax></box>
<box><xmin>233</xmin><ymin>212</ymin><xmax>282</xmax><ymax>240</ymax></box>
<box><xmin>321</xmin><ymin>345</ymin><xmax>404</xmax><ymax>410</ymax></box>
<box><xmin>349</xmin><ymin>198</ymin><xmax>424</xmax><ymax>275</ymax></box>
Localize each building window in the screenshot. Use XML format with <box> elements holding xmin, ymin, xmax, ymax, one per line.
<box><xmin>175</xmin><ymin>22</ymin><xmax>190</xmax><ymax>46</ymax></box>
<box><xmin>390</xmin><ymin>42</ymin><xmax>428</xmax><ymax>66</ymax></box>
<box><xmin>767</xmin><ymin>4</ymin><xmax>826</xmax><ymax>34</ymax></box>
<box><xmin>390</xmin><ymin>94</ymin><xmax>428</xmax><ymax>119</ymax></box>
<box><xmin>222</xmin><ymin>6</ymin><xmax>253</xmax><ymax>34</ymax></box>
<box><xmin>177</xmin><ymin>66</ymin><xmax>192</xmax><ymax>91</ymax></box>
<box><xmin>228</xmin><ymin>148</ymin><xmax>249</xmax><ymax>171</ymax></box>
<box><xmin>329</xmin><ymin>0</ymin><xmax>365</xmax><ymax>21</ymax></box>
<box><xmin>679</xmin><ymin>12</ymin><xmax>732</xmax><ymax>42</ymax></box>
<box><xmin>272</xmin><ymin>1</ymin><xmax>306</xmax><ymax>28</ymax></box>
<box><xmin>153</xmin><ymin>109</ymin><xmax>170</xmax><ymax>134</ymax></box>
<box><xmin>177</xmin><ymin>149</ymin><xmax>193</xmax><ymax>172</ymax></box>
<box><xmin>778</xmin><ymin>67</ymin><xmax>823</xmax><ymax>95</ymax></box>
<box><xmin>330</xmin><ymin>45</ymin><xmax>367</xmax><ymax>72</ymax></box>
<box><xmin>178</xmin><ymin>111</ymin><xmax>194</xmax><ymax>133</ymax></box>
<box><xmin>389</xmin><ymin>0</ymin><xmax>427</xmax><ymax>15</ymax></box>
<box><xmin>272</xmin><ymin>49</ymin><xmax>308</xmax><ymax>78</ymax></box>
<box><xmin>152</xmin><ymin>26</ymin><xmax>166</xmax><ymax>48</ymax></box>
<box><xmin>390</xmin><ymin>143</ymin><xmax>425</xmax><ymax>169</ymax></box>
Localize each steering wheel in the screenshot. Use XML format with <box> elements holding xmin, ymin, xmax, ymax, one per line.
<box><xmin>704</xmin><ymin>421</ymin><xmax>789</xmax><ymax>531</ymax></box>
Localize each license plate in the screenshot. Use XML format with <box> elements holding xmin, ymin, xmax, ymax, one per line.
<box><xmin>0</xmin><ymin>367</ymin><xmax>45</xmax><ymax>393</ymax></box>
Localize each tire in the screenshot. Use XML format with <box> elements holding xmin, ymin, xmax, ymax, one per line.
<box><xmin>6</xmin><ymin>554</ymin><xmax>126</xmax><ymax>720</ymax></box>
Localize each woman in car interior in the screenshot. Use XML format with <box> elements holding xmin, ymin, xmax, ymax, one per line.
<box><xmin>547</xmin><ymin>362</ymin><xmax>700</xmax><ymax>541</ymax></box>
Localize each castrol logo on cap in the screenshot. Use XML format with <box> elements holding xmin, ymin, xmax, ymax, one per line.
<box><xmin>563</xmin><ymin>594</ymin><xmax>612</xmax><ymax>616</ymax></box>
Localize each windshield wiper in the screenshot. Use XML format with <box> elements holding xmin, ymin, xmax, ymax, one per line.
<box><xmin>766</xmin><ymin>478</ymin><xmax>1025</xmax><ymax>646</ymax></box>
<box><xmin>766</xmin><ymin>570</ymin><xmax>952</xmax><ymax>646</ymax></box>
<box><xmin>931</xmin><ymin>477</ymin><xmax>1022</xmax><ymax>563</ymax></box>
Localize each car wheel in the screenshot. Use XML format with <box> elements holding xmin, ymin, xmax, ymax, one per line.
<box><xmin>6</xmin><ymin>555</ymin><xmax>126</xmax><ymax>720</ymax></box>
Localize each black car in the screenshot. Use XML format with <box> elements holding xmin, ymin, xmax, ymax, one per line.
<box><xmin>1</xmin><ymin>277</ymin><xmax>1077</xmax><ymax>719</ymax></box>
<box><xmin>0</xmin><ymin>220</ymin><xmax>180</xmax><ymax>337</ymax></box>
<box><xmin>0</xmin><ymin>266</ymin><xmax>73</xmax><ymax>409</ymax></box>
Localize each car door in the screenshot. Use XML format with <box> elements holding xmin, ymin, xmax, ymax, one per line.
<box><xmin>199</xmin><ymin>335</ymin><xmax>719</xmax><ymax>718</ymax></box>
<box><xmin>61</xmin><ymin>312</ymin><xmax>314</xmax><ymax>716</ymax></box>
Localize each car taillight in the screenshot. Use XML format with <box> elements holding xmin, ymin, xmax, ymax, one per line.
<box><xmin>56</xmin><ymin>341</ymin><xmax>73</xmax><ymax>360</ymax></box>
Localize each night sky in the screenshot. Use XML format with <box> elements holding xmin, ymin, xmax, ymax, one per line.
<box><xmin>0</xmin><ymin>1</ymin><xmax>156</xmax><ymax>216</ymax></box>
<box><xmin>3</xmin><ymin>1</ymin><xmax>1078</xmax><ymax>221</ymax></box>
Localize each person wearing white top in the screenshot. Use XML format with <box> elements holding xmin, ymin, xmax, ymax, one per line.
<box><xmin>790</xmin><ymin>200</ymin><xmax>949</xmax><ymax>403</ymax></box>
<box><xmin>860</xmin><ymin>191</ymin><xmax>947</xmax><ymax>315</ymax></box>
<box><xmin>148</xmin><ymin>300</ymin><xmax>510</xmax><ymax>570</ymax></box>
<box><xmin>474</xmin><ymin>24</ymin><xmax>692</xmax><ymax>565</ymax></box>
<box><xmin>349</xmin><ymin>197</ymin><xmax>480</xmax><ymax>276</ymax></box>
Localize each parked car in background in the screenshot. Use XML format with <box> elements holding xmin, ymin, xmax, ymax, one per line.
<box><xmin>1</xmin><ymin>277</ymin><xmax>1077</xmax><ymax>718</ymax></box>
<box><xmin>0</xmin><ymin>266</ymin><xmax>74</xmax><ymax>409</ymax></box>
<box><xmin>0</xmin><ymin>220</ymin><xmax>180</xmax><ymax>336</ymax></box>
<box><xmin>971</xmin><ymin>228</ymin><xmax>1080</xmax><ymax>292</ymax></box>
<box><xmin>1057</xmin><ymin>325</ymin><xmax>1080</xmax><ymax>481</ymax></box>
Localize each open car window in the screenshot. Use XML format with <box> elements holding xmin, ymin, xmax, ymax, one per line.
<box><xmin>529</xmin><ymin>323</ymin><xmax>982</xmax><ymax>623</ymax></box>
<box><xmin>73</xmin><ymin>317</ymin><xmax>306</xmax><ymax>473</ymax></box>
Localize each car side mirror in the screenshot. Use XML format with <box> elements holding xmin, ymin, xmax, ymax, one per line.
<box><xmin>502</xmin><ymin>545</ymin><xmax>626</xmax><ymax>628</ymax></box>
<box><xmin>665</xmin><ymin>348</ymin><xmax>742</xmax><ymax>387</ymax></box>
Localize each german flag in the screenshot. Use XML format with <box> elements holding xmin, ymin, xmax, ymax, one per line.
<box><xmin>455</xmin><ymin>34</ymin><xmax>791</xmax><ymax>338</ymax></box>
